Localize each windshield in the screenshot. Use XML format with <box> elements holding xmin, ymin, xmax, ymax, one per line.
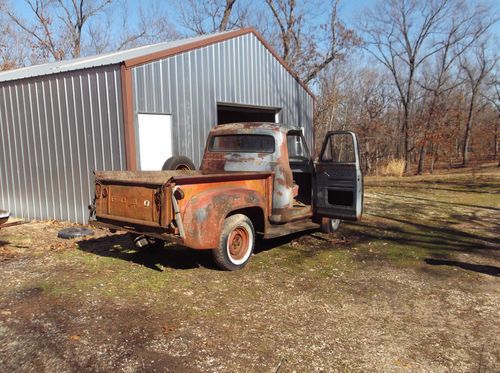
<box><xmin>209</xmin><ymin>134</ymin><xmax>275</xmax><ymax>153</ymax></box>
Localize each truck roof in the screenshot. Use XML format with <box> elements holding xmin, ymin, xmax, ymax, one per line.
<box><xmin>213</xmin><ymin>122</ymin><xmax>302</xmax><ymax>133</ymax></box>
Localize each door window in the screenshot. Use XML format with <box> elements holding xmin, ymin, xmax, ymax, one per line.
<box><xmin>287</xmin><ymin>133</ymin><xmax>309</xmax><ymax>160</ymax></box>
<box><xmin>320</xmin><ymin>133</ymin><xmax>356</xmax><ymax>163</ymax></box>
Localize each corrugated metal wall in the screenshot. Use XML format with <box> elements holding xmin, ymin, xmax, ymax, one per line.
<box><xmin>0</xmin><ymin>65</ymin><xmax>126</xmax><ymax>222</ymax></box>
<box><xmin>131</xmin><ymin>33</ymin><xmax>314</xmax><ymax>166</ymax></box>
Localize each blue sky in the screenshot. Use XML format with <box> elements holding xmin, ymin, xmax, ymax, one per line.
<box><xmin>9</xmin><ymin>0</ymin><xmax>499</xmax><ymax>48</ymax></box>
<box><xmin>127</xmin><ymin>0</ymin><xmax>378</xmax><ymax>34</ymax></box>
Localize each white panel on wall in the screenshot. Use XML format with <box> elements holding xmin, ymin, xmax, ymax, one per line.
<box><xmin>138</xmin><ymin>113</ymin><xmax>172</xmax><ymax>170</ymax></box>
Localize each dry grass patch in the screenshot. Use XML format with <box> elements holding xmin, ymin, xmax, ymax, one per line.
<box><xmin>380</xmin><ymin>158</ymin><xmax>406</xmax><ymax>177</ymax></box>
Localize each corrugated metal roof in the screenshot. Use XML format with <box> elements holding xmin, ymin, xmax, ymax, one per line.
<box><xmin>0</xmin><ymin>30</ymin><xmax>237</xmax><ymax>83</ymax></box>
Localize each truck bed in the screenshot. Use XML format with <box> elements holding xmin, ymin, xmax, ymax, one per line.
<box><xmin>92</xmin><ymin>170</ymin><xmax>274</xmax><ymax>242</ymax></box>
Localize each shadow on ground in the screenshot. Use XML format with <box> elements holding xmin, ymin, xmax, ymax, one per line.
<box><xmin>78</xmin><ymin>234</ymin><xmax>218</xmax><ymax>271</ymax></box>
<box><xmin>425</xmin><ymin>258</ymin><xmax>500</xmax><ymax>277</ymax></box>
<box><xmin>77</xmin><ymin>229</ymin><xmax>323</xmax><ymax>272</ymax></box>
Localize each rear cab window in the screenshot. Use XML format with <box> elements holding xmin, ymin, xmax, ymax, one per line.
<box><xmin>209</xmin><ymin>134</ymin><xmax>275</xmax><ymax>153</ymax></box>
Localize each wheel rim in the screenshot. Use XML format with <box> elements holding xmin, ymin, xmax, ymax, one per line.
<box><xmin>330</xmin><ymin>219</ymin><xmax>340</xmax><ymax>230</ymax></box>
<box><xmin>227</xmin><ymin>226</ymin><xmax>251</xmax><ymax>264</ymax></box>
<box><xmin>175</xmin><ymin>164</ymin><xmax>191</xmax><ymax>171</ymax></box>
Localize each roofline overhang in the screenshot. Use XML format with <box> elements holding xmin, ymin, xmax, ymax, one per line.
<box><xmin>122</xmin><ymin>27</ymin><xmax>315</xmax><ymax>101</ymax></box>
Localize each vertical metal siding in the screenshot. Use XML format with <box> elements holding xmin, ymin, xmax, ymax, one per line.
<box><xmin>131</xmin><ymin>33</ymin><xmax>314</xmax><ymax>167</ymax></box>
<box><xmin>0</xmin><ymin>65</ymin><xmax>126</xmax><ymax>223</ymax></box>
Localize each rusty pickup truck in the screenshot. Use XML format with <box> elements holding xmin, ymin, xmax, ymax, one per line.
<box><xmin>89</xmin><ymin>123</ymin><xmax>363</xmax><ymax>270</ymax></box>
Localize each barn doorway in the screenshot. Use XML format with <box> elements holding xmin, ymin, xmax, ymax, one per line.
<box><xmin>217</xmin><ymin>104</ymin><xmax>280</xmax><ymax>125</ymax></box>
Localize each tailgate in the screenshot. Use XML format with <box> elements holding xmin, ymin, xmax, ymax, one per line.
<box><xmin>94</xmin><ymin>173</ymin><xmax>173</xmax><ymax>228</ymax></box>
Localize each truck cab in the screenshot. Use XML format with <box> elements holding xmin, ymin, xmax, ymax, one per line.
<box><xmin>201</xmin><ymin>123</ymin><xmax>363</xmax><ymax>224</ymax></box>
<box><xmin>90</xmin><ymin>122</ymin><xmax>363</xmax><ymax>270</ymax></box>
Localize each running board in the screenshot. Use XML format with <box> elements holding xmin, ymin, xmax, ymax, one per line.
<box><xmin>264</xmin><ymin>220</ymin><xmax>320</xmax><ymax>239</ymax></box>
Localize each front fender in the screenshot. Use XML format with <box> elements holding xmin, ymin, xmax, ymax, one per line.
<box><xmin>181</xmin><ymin>187</ymin><xmax>266</xmax><ymax>249</ymax></box>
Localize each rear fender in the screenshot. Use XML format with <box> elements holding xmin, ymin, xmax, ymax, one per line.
<box><xmin>181</xmin><ymin>187</ymin><xmax>266</xmax><ymax>249</ymax></box>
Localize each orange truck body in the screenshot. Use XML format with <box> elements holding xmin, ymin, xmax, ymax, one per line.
<box><xmin>92</xmin><ymin>170</ymin><xmax>274</xmax><ymax>250</ymax></box>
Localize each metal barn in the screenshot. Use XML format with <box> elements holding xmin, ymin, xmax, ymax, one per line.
<box><xmin>0</xmin><ymin>28</ymin><xmax>314</xmax><ymax>223</ymax></box>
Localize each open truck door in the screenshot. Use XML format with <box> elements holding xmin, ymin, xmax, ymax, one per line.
<box><xmin>314</xmin><ymin>131</ymin><xmax>363</xmax><ymax>221</ymax></box>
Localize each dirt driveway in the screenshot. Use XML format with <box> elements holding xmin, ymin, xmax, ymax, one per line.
<box><xmin>0</xmin><ymin>168</ymin><xmax>499</xmax><ymax>372</ymax></box>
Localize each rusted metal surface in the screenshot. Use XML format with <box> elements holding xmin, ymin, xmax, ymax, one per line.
<box><xmin>94</xmin><ymin>182</ymin><xmax>169</xmax><ymax>228</ymax></box>
<box><xmin>0</xmin><ymin>210</ymin><xmax>10</xmax><ymax>227</ymax></box>
<box><xmin>264</xmin><ymin>219</ymin><xmax>320</xmax><ymax>239</ymax></box>
<box><xmin>0</xmin><ymin>221</ymin><xmax>30</xmax><ymax>229</ymax></box>
<box><xmin>88</xmin><ymin>122</ymin><xmax>366</xmax><ymax>266</ymax></box>
<box><xmin>94</xmin><ymin>170</ymin><xmax>271</xmax><ymax>185</ymax></box>
<box><xmin>269</xmin><ymin>206</ymin><xmax>313</xmax><ymax>224</ymax></box>
<box><xmin>179</xmin><ymin>179</ymin><xmax>271</xmax><ymax>249</ymax></box>
<box><xmin>200</xmin><ymin>123</ymin><xmax>308</xmax><ymax>224</ymax></box>
<box><xmin>120</xmin><ymin>65</ymin><xmax>137</xmax><ymax>171</ymax></box>
<box><xmin>91</xmin><ymin>122</ymin><xmax>324</xmax><ymax>250</ymax></box>
<box><xmin>89</xmin><ymin>219</ymin><xmax>183</xmax><ymax>244</ymax></box>
<box><xmin>228</xmin><ymin>227</ymin><xmax>249</xmax><ymax>261</ymax></box>
<box><xmin>93</xmin><ymin>165</ymin><xmax>273</xmax><ymax>249</ymax></box>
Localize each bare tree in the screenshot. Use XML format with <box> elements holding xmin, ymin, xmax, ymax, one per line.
<box><xmin>57</xmin><ymin>0</ymin><xmax>113</xmax><ymax>58</ymax></box>
<box><xmin>265</xmin><ymin>0</ymin><xmax>359</xmax><ymax>84</ymax></box>
<box><xmin>86</xmin><ymin>2</ymin><xmax>178</xmax><ymax>54</ymax></box>
<box><xmin>7</xmin><ymin>0</ymin><xmax>66</xmax><ymax>61</ymax></box>
<box><xmin>482</xmin><ymin>70</ymin><xmax>500</xmax><ymax>165</ymax></box>
<box><xmin>415</xmin><ymin>1</ymin><xmax>495</xmax><ymax>174</ymax></box>
<box><xmin>176</xmin><ymin>0</ymin><xmax>248</xmax><ymax>35</ymax></box>
<box><xmin>3</xmin><ymin>0</ymin><xmax>176</xmax><ymax>65</ymax></box>
<box><xmin>6</xmin><ymin>0</ymin><xmax>117</xmax><ymax>60</ymax></box>
<box><xmin>0</xmin><ymin>1</ymin><xmax>33</xmax><ymax>69</ymax></box>
<box><xmin>360</xmin><ymin>0</ymin><xmax>458</xmax><ymax>172</ymax></box>
<box><xmin>460</xmin><ymin>43</ymin><xmax>498</xmax><ymax>165</ymax></box>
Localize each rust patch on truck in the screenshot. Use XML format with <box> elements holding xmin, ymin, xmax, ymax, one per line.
<box><xmin>201</xmin><ymin>123</ymin><xmax>296</xmax><ymax>218</ymax></box>
<box><xmin>177</xmin><ymin>178</ymin><xmax>270</xmax><ymax>249</ymax></box>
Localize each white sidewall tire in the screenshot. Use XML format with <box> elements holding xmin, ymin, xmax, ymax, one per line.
<box><xmin>226</xmin><ymin>222</ymin><xmax>254</xmax><ymax>265</ymax></box>
<box><xmin>213</xmin><ymin>214</ymin><xmax>255</xmax><ymax>271</ymax></box>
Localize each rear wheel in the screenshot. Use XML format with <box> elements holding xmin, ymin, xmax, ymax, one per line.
<box><xmin>320</xmin><ymin>217</ymin><xmax>341</xmax><ymax>233</ymax></box>
<box><xmin>212</xmin><ymin>214</ymin><xmax>255</xmax><ymax>271</ymax></box>
<box><xmin>162</xmin><ymin>156</ymin><xmax>195</xmax><ymax>171</ymax></box>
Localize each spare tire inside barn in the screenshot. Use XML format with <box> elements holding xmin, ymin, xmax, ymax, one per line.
<box><xmin>162</xmin><ymin>156</ymin><xmax>196</xmax><ymax>171</ymax></box>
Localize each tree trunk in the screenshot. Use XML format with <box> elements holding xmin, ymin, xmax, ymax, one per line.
<box><xmin>494</xmin><ymin>118</ymin><xmax>499</xmax><ymax>160</ymax></box>
<box><xmin>365</xmin><ymin>140</ymin><xmax>371</xmax><ymax>173</ymax></box>
<box><xmin>462</xmin><ymin>91</ymin><xmax>476</xmax><ymax>166</ymax></box>
<box><xmin>402</xmin><ymin>105</ymin><xmax>411</xmax><ymax>173</ymax></box>
<box><xmin>430</xmin><ymin>143</ymin><xmax>436</xmax><ymax>173</ymax></box>
<box><xmin>417</xmin><ymin>143</ymin><xmax>426</xmax><ymax>175</ymax></box>
<box><xmin>219</xmin><ymin>0</ymin><xmax>237</xmax><ymax>31</ymax></box>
